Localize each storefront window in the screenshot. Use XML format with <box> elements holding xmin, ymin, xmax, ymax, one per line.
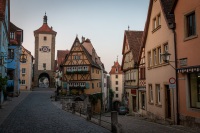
<box><xmin>189</xmin><ymin>73</ymin><xmax>200</xmax><ymax>108</ymax></box>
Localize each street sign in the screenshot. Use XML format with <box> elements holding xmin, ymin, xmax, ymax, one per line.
<box><xmin>169</xmin><ymin>77</ymin><xmax>176</xmax><ymax>84</ymax></box>
<box><xmin>169</xmin><ymin>83</ymin><xmax>176</xmax><ymax>89</ymax></box>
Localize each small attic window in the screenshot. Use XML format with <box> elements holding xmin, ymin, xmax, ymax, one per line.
<box><xmin>44</xmin><ymin>36</ymin><xmax>47</xmax><ymax>41</ymax></box>
<box><xmin>115</xmin><ymin>68</ymin><xmax>118</xmax><ymax>73</ymax></box>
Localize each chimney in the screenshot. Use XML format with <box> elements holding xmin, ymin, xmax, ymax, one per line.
<box><xmin>82</xmin><ymin>36</ymin><xmax>85</xmax><ymax>43</ymax></box>
<box><xmin>92</xmin><ymin>48</ymin><xmax>95</xmax><ymax>62</ymax></box>
<box><xmin>51</xmin><ymin>26</ymin><xmax>53</xmax><ymax>29</ymax></box>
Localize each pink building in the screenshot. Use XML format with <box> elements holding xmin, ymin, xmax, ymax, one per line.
<box><xmin>172</xmin><ymin>0</ymin><xmax>200</xmax><ymax>128</ymax></box>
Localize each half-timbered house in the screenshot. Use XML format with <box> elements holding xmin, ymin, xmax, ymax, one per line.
<box><xmin>121</xmin><ymin>30</ymin><xmax>143</xmax><ymax>115</ymax></box>
<box><xmin>62</xmin><ymin>37</ymin><xmax>106</xmax><ymax>112</ymax></box>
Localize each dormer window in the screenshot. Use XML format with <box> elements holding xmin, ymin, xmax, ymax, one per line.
<box><xmin>10</xmin><ymin>32</ymin><xmax>15</xmax><ymax>39</ymax></box>
<box><xmin>152</xmin><ymin>13</ymin><xmax>161</xmax><ymax>32</ymax></box>
<box><xmin>115</xmin><ymin>68</ymin><xmax>118</xmax><ymax>73</ymax></box>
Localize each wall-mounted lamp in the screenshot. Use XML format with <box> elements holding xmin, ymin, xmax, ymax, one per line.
<box><xmin>20</xmin><ymin>50</ymin><xmax>27</xmax><ymax>63</ymax></box>
<box><xmin>161</xmin><ymin>51</ymin><xmax>176</xmax><ymax>69</ymax></box>
<box><xmin>161</xmin><ymin>51</ymin><xmax>171</xmax><ymax>63</ymax></box>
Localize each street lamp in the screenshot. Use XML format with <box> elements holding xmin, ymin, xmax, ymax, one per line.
<box><xmin>161</xmin><ymin>51</ymin><xmax>177</xmax><ymax>70</ymax></box>
<box><xmin>161</xmin><ymin>51</ymin><xmax>171</xmax><ymax>63</ymax></box>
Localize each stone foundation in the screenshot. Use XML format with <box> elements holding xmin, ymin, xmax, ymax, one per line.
<box><xmin>179</xmin><ymin>114</ymin><xmax>200</xmax><ymax>129</ymax></box>
<box><xmin>146</xmin><ymin>111</ymin><xmax>173</xmax><ymax>125</ymax></box>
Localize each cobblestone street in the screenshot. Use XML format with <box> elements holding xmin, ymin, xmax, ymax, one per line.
<box><xmin>0</xmin><ymin>88</ymin><xmax>199</xmax><ymax>133</ymax></box>
<box><xmin>0</xmin><ymin>88</ymin><xmax>110</xmax><ymax>133</ymax></box>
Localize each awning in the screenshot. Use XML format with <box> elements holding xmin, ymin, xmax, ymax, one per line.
<box><xmin>177</xmin><ymin>66</ymin><xmax>200</xmax><ymax>73</ymax></box>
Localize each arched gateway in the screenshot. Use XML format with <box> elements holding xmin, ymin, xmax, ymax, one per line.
<box><xmin>38</xmin><ymin>73</ymin><xmax>50</xmax><ymax>88</ymax></box>
<box><xmin>33</xmin><ymin>13</ymin><xmax>57</xmax><ymax>88</ymax></box>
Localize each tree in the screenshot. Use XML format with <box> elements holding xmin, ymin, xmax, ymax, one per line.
<box><xmin>0</xmin><ymin>76</ymin><xmax>8</xmax><ymax>92</ymax></box>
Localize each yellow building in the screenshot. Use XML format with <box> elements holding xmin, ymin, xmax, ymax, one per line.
<box><xmin>62</xmin><ymin>37</ymin><xmax>106</xmax><ymax>112</ymax></box>
<box><xmin>20</xmin><ymin>46</ymin><xmax>34</xmax><ymax>91</ymax></box>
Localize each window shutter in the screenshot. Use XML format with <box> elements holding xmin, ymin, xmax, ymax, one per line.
<box><xmin>86</xmin><ymin>82</ymin><xmax>90</xmax><ymax>89</ymax></box>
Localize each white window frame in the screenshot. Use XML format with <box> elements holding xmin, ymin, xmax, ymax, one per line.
<box><xmin>149</xmin><ymin>84</ymin><xmax>153</xmax><ymax>103</ymax></box>
<box><xmin>21</xmin><ymin>80</ymin><xmax>26</xmax><ymax>85</ymax></box>
<box><xmin>158</xmin><ymin>47</ymin><xmax>162</xmax><ymax>64</ymax></box>
<box><xmin>22</xmin><ymin>68</ymin><xmax>26</xmax><ymax>74</ymax></box>
<box><xmin>156</xmin><ymin>84</ymin><xmax>161</xmax><ymax>104</ymax></box>
<box><xmin>153</xmin><ymin>49</ymin><xmax>157</xmax><ymax>65</ymax></box>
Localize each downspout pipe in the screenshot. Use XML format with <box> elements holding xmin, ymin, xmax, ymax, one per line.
<box><xmin>171</xmin><ymin>22</ymin><xmax>179</xmax><ymax>125</ymax></box>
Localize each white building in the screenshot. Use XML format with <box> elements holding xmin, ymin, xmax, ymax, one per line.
<box><xmin>109</xmin><ymin>60</ymin><xmax>124</xmax><ymax>110</ymax></box>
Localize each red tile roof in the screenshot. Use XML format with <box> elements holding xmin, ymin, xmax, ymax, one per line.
<box><xmin>34</xmin><ymin>23</ymin><xmax>57</xmax><ymax>35</ymax></box>
<box><xmin>124</xmin><ymin>31</ymin><xmax>143</xmax><ymax>63</ymax></box>
<box><xmin>10</xmin><ymin>22</ymin><xmax>22</xmax><ymax>31</ymax></box>
<box><xmin>0</xmin><ymin>0</ymin><xmax>6</xmax><ymax>20</ymax></box>
<box><xmin>82</xmin><ymin>39</ymin><xmax>106</xmax><ymax>71</ymax></box>
<box><xmin>142</xmin><ymin>0</ymin><xmax>175</xmax><ymax>46</ymax></box>
<box><xmin>10</xmin><ymin>22</ymin><xmax>23</xmax><ymax>45</ymax></box>
<box><xmin>57</xmin><ymin>50</ymin><xmax>69</xmax><ymax>67</ymax></box>
<box><xmin>109</xmin><ymin>61</ymin><xmax>123</xmax><ymax>74</ymax></box>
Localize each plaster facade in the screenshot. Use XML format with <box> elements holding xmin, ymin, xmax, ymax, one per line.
<box><xmin>174</xmin><ymin>0</ymin><xmax>200</xmax><ymax>128</ymax></box>
<box><xmin>144</xmin><ymin>0</ymin><xmax>176</xmax><ymax>123</ymax></box>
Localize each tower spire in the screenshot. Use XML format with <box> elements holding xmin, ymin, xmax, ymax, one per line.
<box><xmin>43</xmin><ymin>12</ymin><xmax>47</xmax><ymax>24</ymax></box>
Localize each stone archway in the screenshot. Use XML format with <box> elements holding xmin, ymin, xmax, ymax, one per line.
<box><xmin>38</xmin><ymin>73</ymin><xmax>50</xmax><ymax>88</ymax></box>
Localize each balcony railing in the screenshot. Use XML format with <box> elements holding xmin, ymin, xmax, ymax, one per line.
<box><xmin>66</xmin><ymin>70</ymin><xmax>89</xmax><ymax>75</ymax></box>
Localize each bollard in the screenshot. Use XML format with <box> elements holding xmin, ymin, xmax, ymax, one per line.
<box><xmin>72</xmin><ymin>103</ymin><xmax>75</xmax><ymax>114</ymax></box>
<box><xmin>87</xmin><ymin>106</ymin><xmax>92</xmax><ymax>120</ymax></box>
<box><xmin>111</xmin><ymin>111</ymin><xmax>118</xmax><ymax>133</ymax></box>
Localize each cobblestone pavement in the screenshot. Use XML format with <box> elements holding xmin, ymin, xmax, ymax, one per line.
<box><xmin>0</xmin><ymin>88</ymin><xmax>111</xmax><ymax>133</ymax></box>
<box><xmin>97</xmin><ymin>113</ymin><xmax>199</xmax><ymax>133</ymax></box>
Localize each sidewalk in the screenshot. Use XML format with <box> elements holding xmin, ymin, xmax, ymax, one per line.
<box><xmin>0</xmin><ymin>91</ymin><xmax>31</xmax><ymax>125</ymax></box>
<box><xmin>52</xmin><ymin>100</ymin><xmax>199</xmax><ymax>133</ymax></box>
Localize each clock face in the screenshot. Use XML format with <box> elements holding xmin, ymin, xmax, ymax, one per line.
<box><xmin>41</xmin><ymin>46</ymin><xmax>49</xmax><ymax>52</ymax></box>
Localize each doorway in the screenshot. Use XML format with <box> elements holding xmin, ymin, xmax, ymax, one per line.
<box><xmin>132</xmin><ymin>96</ymin><xmax>137</xmax><ymax>112</ymax></box>
<box><xmin>165</xmin><ymin>85</ymin><xmax>171</xmax><ymax>118</ymax></box>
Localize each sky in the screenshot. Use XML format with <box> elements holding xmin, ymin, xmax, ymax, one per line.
<box><xmin>10</xmin><ymin>0</ymin><xmax>149</xmax><ymax>73</ymax></box>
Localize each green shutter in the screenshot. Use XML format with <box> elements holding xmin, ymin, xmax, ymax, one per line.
<box><xmin>86</xmin><ymin>82</ymin><xmax>90</xmax><ymax>89</ymax></box>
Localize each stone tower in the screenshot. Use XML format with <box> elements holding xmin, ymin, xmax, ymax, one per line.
<box><xmin>33</xmin><ymin>13</ymin><xmax>57</xmax><ymax>88</ymax></box>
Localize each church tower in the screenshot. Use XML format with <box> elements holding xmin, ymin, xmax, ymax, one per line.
<box><xmin>33</xmin><ymin>13</ymin><xmax>57</xmax><ymax>88</ymax></box>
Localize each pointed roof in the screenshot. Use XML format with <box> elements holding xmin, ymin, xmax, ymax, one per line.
<box><xmin>57</xmin><ymin>50</ymin><xmax>70</xmax><ymax>67</ymax></box>
<box><xmin>63</xmin><ymin>36</ymin><xmax>106</xmax><ymax>72</ymax></box>
<box><xmin>82</xmin><ymin>38</ymin><xmax>106</xmax><ymax>71</ymax></box>
<box><xmin>109</xmin><ymin>61</ymin><xmax>123</xmax><ymax>74</ymax></box>
<box><xmin>34</xmin><ymin>13</ymin><xmax>57</xmax><ymax>35</ymax></box>
<box><xmin>10</xmin><ymin>22</ymin><xmax>23</xmax><ymax>45</ymax></box>
<box><xmin>10</xmin><ymin>22</ymin><xmax>22</xmax><ymax>31</ymax></box>
<box><xmin>122</xmin><ymin>30</ymin><xmax>143</xmax><ymax>63</ymax></box>
<box><xmin>142</xmin><ymin>0</ymin><xmax>175</xmax><ymax>46</ymax></box>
